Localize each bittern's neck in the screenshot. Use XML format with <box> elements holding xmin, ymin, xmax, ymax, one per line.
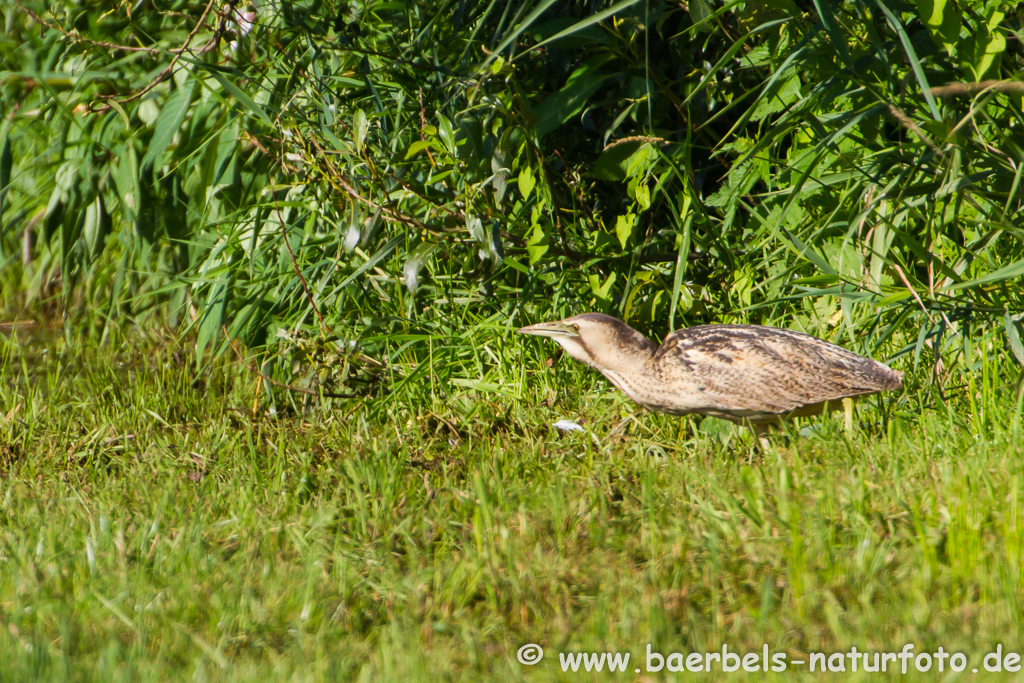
<box><xmin>582</xmin><ymin>336</ymin><xmax>656</xmax><ymax>405</ymax></box>
<box><xmin>592</xmin><ymin>346</ymin><xmax>655</xmax><ymax>376</ymax></box>
<box><xmin>579</xmin><ymin>325</ymin><xmax>657</xmax><ymax>376</ymax></box>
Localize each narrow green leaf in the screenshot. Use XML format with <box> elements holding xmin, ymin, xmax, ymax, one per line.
<box><xmin>874</xmin><ymin>0</ymin><xmax>942</xmax><ymax>120</ymax></box>
<box><xmin>322</xmin><ymin>126</ymin><xmax>347</xmax><ymax>153</ymax></box>
<box><xmin>780</xmin><ymin>227</ymin><xmax>837</xmax><ymax>275</ymax></box>
<box><xmin>353</xmin><ymin>109</ymin><xmax>369</xmax><ymax>153</ymax></box>
<box><xmin>43</xmin><ymin>188</ymin><xmax>64</xmax><ymax>242</ymax></box>
<box><xmin>690</xmin><ymin>0</ymin><xmax>714</xmax><ymax>30</ymax></box>
<box><xmin>106</xmin><ymin>99</ymin><xmax>131</xmax><ymax>128</ymax></box>
<box><xmin>682</xmin><ymin>18</ymin><xmax>791</xmax><ymax>108</ymax></box>
<box><xmin>207</xmin><ymin>69</ymin><xmax>274</xmax><ymax>126</ymax></box>
<box><xmin>333</xmin><ymin>235</ymin><xmax>404</xmax><ymax>291</ymax></box>
<box><xmin>437</xmin><ymin>114</ymin><xmax>455</xmax><ymax>154</ymax></box>
<box><xmin>198</xmin><ymin>281</ymin><xmax>230</xmax><ymax>369</ymax></box>
<box><xmin>1004</xmin><ymin>313</ymin><xmax>1024</xmax><ymax>366</ymax></box>
<box><xmin>526</xmin><ymin>0</ymin><xmax>643</xmax><ymax>54</ymax></box>
<box><xmin>534</xmin><ymin>59</ymin><xmax>612</xmax><ymax>137</ymax></box>
<box><xmin>811</xmin><ymin>0</ymin><xmax>852</xmax><ymax>68</ymax></box>
<box><xmin>877</xmin><ymin>291</ymin><xmax>913</xmax><ymax>306</ymax></box>
<box><xmin>113</xmin><ymin>145</ymin><xmax>140</xmax><ymax>224</ymax></box>
<box><xmin>669</xmin><ymin>195</ymin><xmax>692</xmax><ymax>331</ymax></box>
<box><xmin>450</xmin><ymin>378</ymin><xmax>508</xmax><ymax>395</ymax></box>
<box><xmin>946</xmin><ymin>257</ymin><xmax>1024</xmax><ymax>291</ymax></box>
<box><xmin>405</xmin><ymin>139</ymin><xmax>442</xmax><ymax>159</ymax></box>
<box><xmin>477</xmin><ymin>0</ymin><xmax>561</xmax><ymax>74</ymax></box>
<box><xmin>141</xmin><ymin>80</ymin><xmax>196</xmax><ymax>173</ymax></box>
<box><xmin>869</xmin><ymin>222</ymin><xmax>895</xmax><ymax>288</ymax></box>
<box><xmin>84</xmin><ymin>195</ymin><xmax>109</xmax><ymax>261</ymax></box>
<box><xmin>503</xmin><ymin>256</ymin><xmax>530</xmax><ymax>274</ymax></box>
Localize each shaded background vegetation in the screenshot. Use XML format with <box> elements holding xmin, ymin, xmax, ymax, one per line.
<box><xmin>1</xmin><ymin>0</ymin><xmax>1023</xmax><ymax>405</ymax></box>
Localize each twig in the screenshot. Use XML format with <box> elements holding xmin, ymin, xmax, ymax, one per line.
<box><xmin>418</xmin><ymin>87</ymin><xmax>427</xmax><ymax>130</ymax></box>
<box><xmin>16</xmin><ymin>0</ymin><xmax>224</xmax><ymax>112</ymax></box>
<box><xmin>87</xmin><ymin>0</ymin><xmax>224</xmax><ymax>112</ymax></box>
<box><xmin>426</xmin><ymin>411</ymin><xmax>461</xmax><ymax>440</ymax></box>
<box><xmin>931</xmin><ymin>80</ymin><xmax>1024</xmax><ymax>97</ymax></box>
<box><xmin>100</xmin><ymin>434</ymin><xmax>136</xmax><ymax>446</ymax></box>
<box><xmin>602</xmin><ymin>135</ymin><xmax>669</xmax><ymax>151</ymax></box>
<box><xmin>2</xmin><ymin>402</ymin><xmax>22</xmax><ymax>424</ymax></box>
<box><xmin>115</xmin><ymin>0</ymin><xmax>221</xmax><ymax>106</ymax></box>
<box><xmin>418</xmin><ymin>87</ymin><xmax>436</xmax><ymax>167</ymax></box>
<box><xmin>251</xmin><ymin>374</ymin><xmax>262</xmax><ymax>416</ymax></box>
<box><xmin>271</xmin><ymin>195</ymin><xmax>326</xmax><ymax>327</ymax></box>
<box><xmin>886</xmin><ymin>104</ymin><xmax>942</xmax><ymax>156</ymax></box>
<box><xmin>304</xmin><ymin>135</ymin><xmax>428</xmax><ymax>229</ymax></box>
<box><xmin>14</xmin><ymin>0</ymin><xmax>212</xmax><ymax>55</ymax></box>
<box><xmin>891</xmin><ymin>263</ymin><xmax>935</xmax><ymax>324</ymax></box>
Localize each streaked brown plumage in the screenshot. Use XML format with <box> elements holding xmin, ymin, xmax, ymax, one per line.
<box><xmin>517</xmin><ymin>313</ymin><xmax>902</xmax><ymax>435</ymax></box>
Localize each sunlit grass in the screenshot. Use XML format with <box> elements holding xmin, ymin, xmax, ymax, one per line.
<box><xmin>1</xmin><ymin>329</ymin><xmax>1023</xmax><ymax>681</ymax></box>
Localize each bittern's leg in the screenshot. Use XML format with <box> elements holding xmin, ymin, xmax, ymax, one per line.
<box><xmin>749</xmin><ymin>422</ymin><xmax>771</xmax><ymax>451</ymax></box>
<box><xmin>842</xmin><ymin>397</ymin><xmax>855</xmax><ymax>436</ymax></box>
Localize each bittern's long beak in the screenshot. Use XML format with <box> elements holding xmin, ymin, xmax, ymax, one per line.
<box><xmin>516</xmin><ymin>320</ymin><xmax>577</xmax><ymax>338</ymax></box>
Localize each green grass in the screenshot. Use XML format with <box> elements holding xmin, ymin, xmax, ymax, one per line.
<box><xmin>2</xmin><ymin>329</ymin><xmax>1024</xmax><ymax>682</ymax></box>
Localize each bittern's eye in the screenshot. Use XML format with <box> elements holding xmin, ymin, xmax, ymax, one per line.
<box><xmin>572</xmin><ymin>324</ymin><xmax>580</xmax><ymax>332</ymax></box>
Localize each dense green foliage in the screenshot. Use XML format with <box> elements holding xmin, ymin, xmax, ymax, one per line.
<box><xmin>1</xmin><ymin>328</ymin><xmax>1023</xmax><ymax>680</ymax></box>
<box><xmin>1</xmin><ymin>0</ymin><xmax>1023</xmax><ymax>395</ymax></box>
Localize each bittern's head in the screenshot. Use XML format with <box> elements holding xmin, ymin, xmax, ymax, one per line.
<box><xmin>517</xmin><ymin>313</ymin><xmax>657</xmax><ymax>373</ymax></box>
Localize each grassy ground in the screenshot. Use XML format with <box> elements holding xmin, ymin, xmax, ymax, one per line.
<box><xmin>2</xmin><ymin>328</ymin><xmax>1024</xmax><ymax>682</ymax></box>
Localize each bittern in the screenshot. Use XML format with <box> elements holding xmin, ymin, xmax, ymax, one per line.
<box><xmin>517</xmin><ymin>313</ymin><xmax>902</xmax><ymax>444</ymax></box>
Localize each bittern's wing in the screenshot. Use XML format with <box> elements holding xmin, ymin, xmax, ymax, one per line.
<box><xmin>650</xmin><ymin>325</ymin><xmax>902</xmax><ymax>418</ymax></box>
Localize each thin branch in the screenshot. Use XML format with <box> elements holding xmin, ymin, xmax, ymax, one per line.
<box><xmin>34</xmin><ymin>0</ymin><xmax>227</xmax><ymax>114</ymax></box>
<box><xmin>14</xmin><ymin>1</ymin><xmax>147</xmax><ymax>52</ymax></box>
<box><xmin>14</xmin><ymin>0</ymin><xmax>217</xmax><ymax>55</ymax></box>
<box><xmin>304</xmin><ymin>135</ymin><xmax>428</xmax><ymax>229</ymax></box>
<box><xmin>602</xmin><ymin>135</ymin><xmax>669</xmax><ymax>151</ymax></box>
<box><xmin>108</xmin><ymin>0</ymin><xmax>222</xmax><ymax>107</ymax></box>
<box><xmin>931</xmin><ymin>80</ymin><xmax>1024</xmax><ymax>97</ymax></box>
<box><xmin>271</xmin><ymin>195</ymin><xmax>326</xmax><ymax>328</ymax></box>
<box><xmin>886</xmin><ymin>104</ymin><xmax>942</xmax><ymax>155</ymax></box>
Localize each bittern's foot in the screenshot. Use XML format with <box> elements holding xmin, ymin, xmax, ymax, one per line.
<box><xmin>843</xmin><ymin>397</ymin><xmax>855</xmax><ymax>435</ymax></box>
<box><xmin>748</xmin><ymin>423</ymin><xmax>773</xmax><ymax>453</ymax></box>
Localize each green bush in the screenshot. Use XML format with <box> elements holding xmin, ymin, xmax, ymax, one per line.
<box><xmin>1</xmin><ymin>0</ymin><xmax>1022</xmax><ymax>401</ymax></box>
